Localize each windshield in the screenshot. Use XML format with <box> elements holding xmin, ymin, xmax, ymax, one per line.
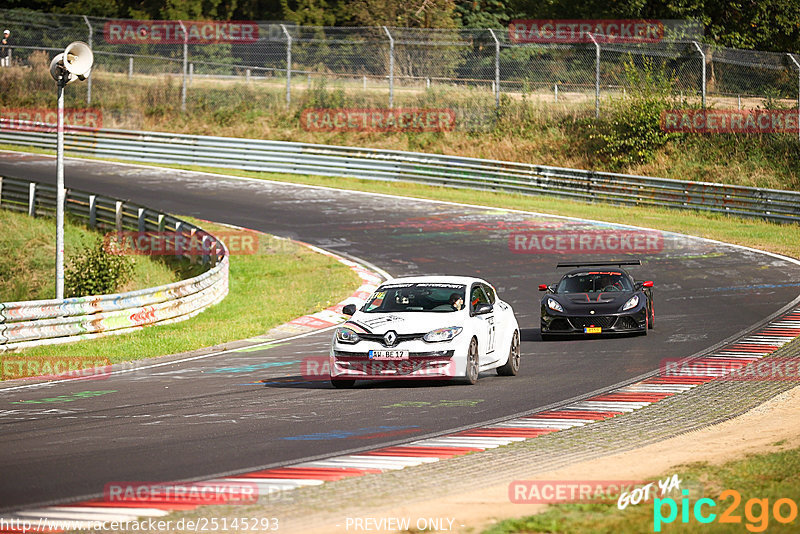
<box><xmin>364</xmin><ymin>283</ymin><xmax>467</xmax><ymax>313</ymax></box>
<box><xmin>555</xmin><ymin>271</ymin><xmax>633</xmax><ymax>293</ymax></box>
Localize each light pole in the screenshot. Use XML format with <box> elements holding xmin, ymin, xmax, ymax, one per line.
<box><xmin>49</xmin><ymin>41</ymin><xmax>93</xmax><ymax>299</ymax></box>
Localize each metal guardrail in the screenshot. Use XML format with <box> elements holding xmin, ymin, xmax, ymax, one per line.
<box><xmin>0</xmin><ymin>125</ymin><xmax>798</xmax><ymax>223</ymax></box>
<box><xmin>0</xmin><ymin>176</ymin><xmax>229</xmax><ymax>351</ymax></box>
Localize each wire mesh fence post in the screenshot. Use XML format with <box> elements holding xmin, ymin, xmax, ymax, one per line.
<box><xmin>488</xmin><ymin>29</ymin><xmax>500</xmax><ymax>108</ymax></box>
<box><xmin>588</xmin><ymin>33</ymin><xmax>600</xmax><ymax>118</ymax></box>
<box><xmin>788</xmin><ymin>53</ymin><xmax>800</xmax><ymax>141</ymax></box>
<box><xmin>83</xmin><ymin>15</ymin><xmax>92</xmax><ymax>105</ymax></box>
<box><xmin>281</xmin><ymin>24</ymin><xmax>292</xmax><ymax>108</ymax></box>
<box><xmin>692</xmin><ymin>41</ymin><xmax>706</xmax><ymax>108</ymax></box>
<box><xmin>383</xmin><ymin>26</ymin><xmax>394</xmax><ymax>108</ymax></box>
<box><xmin>7</xmin><ymin>12</ymin><xmax>800</xmax><ymax>127</ymax></box>
<box><xmin>178</xmin><ymin>20</ymin><xmax>187</xmax><ymax>112</ymax></box>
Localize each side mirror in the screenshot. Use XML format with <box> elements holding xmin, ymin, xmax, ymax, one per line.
<box><xmin>643</xmin><ymin>281</ymin><xmax>654</xmax><ymax>288</ymax></box>
<box><xmin>538</xmin><ymin>284</ymin><xmax>548</xmax><ymax>291</ymax></box>
<box><xmin>473</xmin><ymin>302</ymin><xmax>493</xmax><ymax>315</ymax></box>
<box><xmin>342</xmin><ymin>304</ymin><xmax>357</xmax><ymax>316</ymax></box>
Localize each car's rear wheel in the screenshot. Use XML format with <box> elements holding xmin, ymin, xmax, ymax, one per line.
<box><xmin>497</xmin><ymin>330</ymin><xmax>520</xmax><ymax>376</ymax></box>
<box><xmin>331</xmin><ymin>378</ymin><xmax>356</xmax><ymax>388</ymax></box>
<box><xmin>462</xmin><ymin>338</ymin><xmax>479</xmax><ymax>385</ymax></box>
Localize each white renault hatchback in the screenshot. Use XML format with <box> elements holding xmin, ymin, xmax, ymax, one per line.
<box><xmin>330</xmin><ymin>276</ymin><xmax>520</xmax><ymax>387</ymax></box>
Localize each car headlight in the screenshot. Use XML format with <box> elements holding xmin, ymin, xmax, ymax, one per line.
<box><xmin>335</xmin><ymin>327</ymin><xmax>360</xmax><ymax>344</ymax></box>
<box><xmin>423</xmin><ymin>326</ymin><xmax>463</xmax><ymax>343</ymax></box>
<box><xmin>547</xmin><ymin>298</ymin><xmax>564</xmax><ymax>312</ymax></box>
<box><xmin>622</xmin><ymin>295</ymin><xmax>640</xmax><ymax>311</ymax></box>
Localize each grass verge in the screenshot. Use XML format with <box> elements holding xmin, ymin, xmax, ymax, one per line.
<box><xmin>12</xmin><ymin>217</ymin><xmax>360</xmax><ymax>364</ymax></box>
<box><xmin>484</xmin><ymin>443</ymin><xmax>800</xmax><ymax>533</ymax></box>
<box><xmin>0</xmin><ymin>208</ymin><xmax>179</xmax><ymax>302</ymax></box>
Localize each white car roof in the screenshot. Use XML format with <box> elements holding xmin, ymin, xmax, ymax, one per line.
<box><xmin>380</xmin><ymin>275</ymin><xmax>488</xmax><ymax>286</ymax></box>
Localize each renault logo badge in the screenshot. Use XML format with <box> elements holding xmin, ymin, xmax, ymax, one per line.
<box><xmin>383</xmin><ymin>331</ymin><xmax>397</xmax><ymax>346</ymax></box>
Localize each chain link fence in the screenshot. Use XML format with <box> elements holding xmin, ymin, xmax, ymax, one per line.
<box><xmin>0</xmin><ymin>9</ymin><xmax>798</xmax><ymax>127</ymax></box>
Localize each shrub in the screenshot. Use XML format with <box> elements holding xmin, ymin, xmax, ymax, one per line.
<box><xmin>588</xmin><ymin>58</ymin><xmax>684</xmax><ymax>169</ymax></box>
<box><xmin>65</xmin><ymin>237</ymin><xmax>134</xmax><ymax>297</ymax></box>
<box><xmin>303</xmin><ymin>77</ymin><xmax>346</xmax><ymax>109</ymax></box>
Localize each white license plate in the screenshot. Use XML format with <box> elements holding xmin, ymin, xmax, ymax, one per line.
<box><xmin>369</xmin><ymin>350</ymin><xmax>409</xmax><ymax>360</ymax></box>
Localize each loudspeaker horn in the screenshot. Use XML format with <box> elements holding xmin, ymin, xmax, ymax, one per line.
<box><xmin>63</xmin><ymin>41</ymin><xmax>93</xmax><ymax>79</ymax></box>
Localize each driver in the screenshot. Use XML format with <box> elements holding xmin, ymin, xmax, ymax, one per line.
<box><xmin>449</xmin><ymin>292</ymin><xmax>464</xmax><ymax>311</ymax></box>
<box><xmin>598</xmin><ymin>274</ymin><xmax>623</xmax><ymax>292</ymax></box>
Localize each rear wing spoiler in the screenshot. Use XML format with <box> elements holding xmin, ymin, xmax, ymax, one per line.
<box><xmin>556</xmin><ymin>260</ymin><xmax>642</xmax><ymax>268</ymax></box>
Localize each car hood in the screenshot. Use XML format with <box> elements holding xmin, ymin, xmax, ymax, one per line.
<box><xmin>347</xmin><ymin>311</ymin><xmax>463</xmax><ymax>335</ymax></box>
<box><xmin>562</xmin><ymin>292</ymin><xmax>632</xmax><ymax>305</ymax></box>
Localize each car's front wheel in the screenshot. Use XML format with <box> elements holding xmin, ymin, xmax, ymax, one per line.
<box><xmin>497</xmin><ymin>330</ymin><xmax>520</xmax><ymax>376</ymax></box>
<box><xmin>461</xmin><ymin>338</ymin><xmax>479</xmax><ymax>385</ymax></box>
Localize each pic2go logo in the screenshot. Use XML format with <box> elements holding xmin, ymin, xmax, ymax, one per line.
<box><xmin>654</xmin><ymin>489</ymin><xmax>798</xmax><ymax>532</ymax></box>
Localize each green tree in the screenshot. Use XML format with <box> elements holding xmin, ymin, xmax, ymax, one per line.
<box><xmin>232</xmin><ymin>0</ymin><xmax>284</xmax><ymax>21</ymax></box>
<box><xmin>456</xmin><ymin>0</ymin><xmax>515</xmax><ymax>28</ymax></box>
<box><xmin>344</xmin><ymin>0</ymin><xmax>458</xmax><ymax>28</ymax></box>
<box><xmin>281</xmin><ymin>0</ymin><xmax>339</xmax><ymax>26</ymax></box>
<box><xmin>160</xmin><ymin>0</ymin><xmax>238</xmax><ymax>21</ymax></box>
<box><xmin>508</xmin><ymin>0</ymin><xmax>800</xmax><ymax>53</ymax></box>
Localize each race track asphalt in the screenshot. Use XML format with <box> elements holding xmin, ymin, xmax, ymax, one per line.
<box><xmin>1</xmin><ymin>152</ymin><xmax>799</xmax><ymax>511</ymax></box>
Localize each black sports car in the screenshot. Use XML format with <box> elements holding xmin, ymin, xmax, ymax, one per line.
<box><xmin>539</xmin><ymin>260</ymin><xmax>654</xmax><ymax>339</ymax></box>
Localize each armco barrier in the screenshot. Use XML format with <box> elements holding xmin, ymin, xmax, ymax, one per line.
<box><xmin>0</xmin><ymin>125</ymin><xmax>799</xmax><ymax>223</ymax></box>
<box><xmin>0</xmin><ymin>176</ymin><xmax>229</xmax><ymax>351</ymax></box>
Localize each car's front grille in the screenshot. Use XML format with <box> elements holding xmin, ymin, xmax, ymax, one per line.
<box><xmin>358</xmin><ymin>333</ymin><xmax>425</xmax><ymax>345</ymax></box>
<box><xmin>569</xmin><ymin>316</ymin><xmax>616</xmax><ymax>329</ymax></box>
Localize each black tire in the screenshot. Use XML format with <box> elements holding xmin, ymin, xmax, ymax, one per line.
<box><xmin>331</xmin><ymin>378</ymin><xmax>356</xmax><ymax>388</ymax></box>
<box><xmin>497</xmin><ymin>330</ymin><xmax>520</xmax><ymax>376</ymax></box>
<box><xmin>461</xmin><ymin>338</ymin><xmax>479</xmax><ymax>385</ymax></box>
<box><xmin>648</xmin><ymin>303</ymin><xmax>655</xmax><ymax>329</ymax></box>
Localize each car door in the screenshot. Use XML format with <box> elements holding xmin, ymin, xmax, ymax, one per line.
<box><xmin>470</xmin><ymin>284</ymin><xmax>496</xmax><ymax>365</ymax></box>
<box><xmin>482</xmin><ymin>282</ymin><xmax>507</xmax><ymax>360</ymax></box>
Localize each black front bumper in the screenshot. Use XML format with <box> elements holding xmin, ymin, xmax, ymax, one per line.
<box><xmin>541</xmin><ymin>308</ymin><xmax>647</xmax><ymax>335</ymax></box>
